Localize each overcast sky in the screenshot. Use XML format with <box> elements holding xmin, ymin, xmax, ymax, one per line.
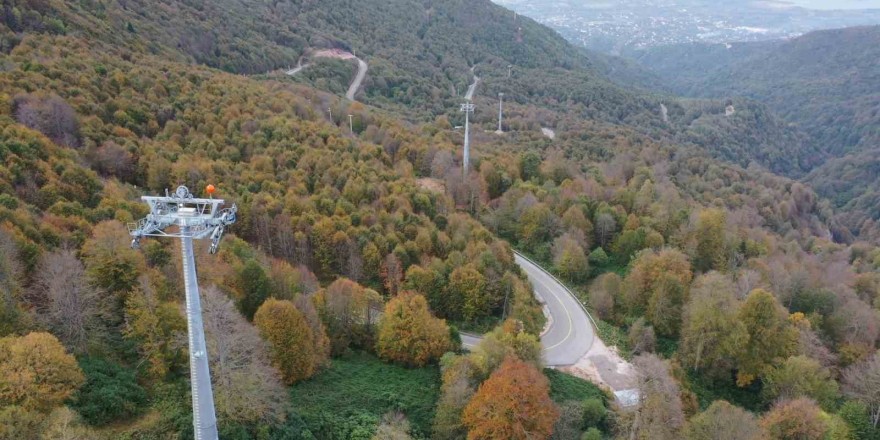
<box><xmin>784</xmin><ymin>0</ymin><xmax>880</xmax><ymax>9</ymax></box>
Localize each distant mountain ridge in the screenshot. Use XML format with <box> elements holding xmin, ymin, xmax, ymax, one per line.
<box><xmin>627</xmin><ymin>25</ymin><xmax>880</xmax><ymax>237</ymax></box>
<box><xmin>628</xmin><ymin>25</ymin><xmax>880</xmax><ymax>158</ymax></box>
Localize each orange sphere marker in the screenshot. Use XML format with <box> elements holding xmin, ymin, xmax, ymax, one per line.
<box><xmin>206</xmin><ymin>184</ymin><xmax>216</xmax><ymax>195</ymax></box>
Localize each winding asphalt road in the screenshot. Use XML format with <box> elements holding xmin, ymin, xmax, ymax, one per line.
<box><xmin>285</xmin><ymin>51</ymin><xmax>368</xmax><ymax>101</ymax></box>
<box><xmin>461</xmin><ymin>253</ymin><xmax>595</xmax><ymax>366</ymax></box>
<box><xmin>464</xmin><ymin>66</ymin><xmax>480</xmax><ymax>101</ymax></box>
<box><xmin>346</xmin><ymin>57</ymin><xmax>368</xmax><ymax>101</ymax></box>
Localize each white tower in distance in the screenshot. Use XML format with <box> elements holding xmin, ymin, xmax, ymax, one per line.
<box><xmin>460</xmin><ymin>101</ymin><xmax>475</xmax><ymax>175</ymax></box>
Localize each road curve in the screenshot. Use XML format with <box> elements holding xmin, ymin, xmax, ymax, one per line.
<box><xmin>464</xmin><ymin>66</ymin><xmax>480</xmax><ymax>101</ymax></box>
<box><xmin>285</xmin><ymin>50</ymin><xmax>368</xmax><ymax>101</ymax></box>
<box><xmin>461</xmin><ymin>253</ymin><xmax>595</xmax><ymax>367</ymax></box>
<box><xmin>346</xmin><ymin>57</ymin><xmax>368</xmax><ymax>101</ymax></box>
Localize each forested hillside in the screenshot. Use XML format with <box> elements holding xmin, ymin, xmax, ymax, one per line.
<box><xmin>0</xmin><ymin>29</ymin><xmax>550</xmax><ymax>438</ymax></box>
<box><xmin>1</xmin><ymin>0</ymin><xmax>880</xmax><ymax>439</ymax></box>
<box><xmin>806</xmin><ymin>149</ymin><xmax>880</xmax><ymax>243</ymax></box>
<box><xmin>0</xmin><ymin>0</ymin><xmax>816</xmax><ymax>177</ymax></box>
<box><xmin>628</xmin><ymin>25</ymin><xmax>880</xmax><ymax>238</ymax></box>
<box><xmin>630</xmin><ymin>26</ymin><xmax>880</xmax><ymax>158</ymax></box>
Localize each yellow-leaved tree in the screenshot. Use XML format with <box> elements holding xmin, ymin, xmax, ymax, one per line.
<box><xmin>376</xmin><ymin>291</ymin><xmax>452</xmax><ymax>367</ymax></box>
<box><xmin>0</xmin><ymin>332</ymin><xmax>84</xmax><ymax>411</ymax></box>
<box><xmin>254</xmin><ymin>298</ymin><xmax>318</xmax><ymax>385</ymax></box>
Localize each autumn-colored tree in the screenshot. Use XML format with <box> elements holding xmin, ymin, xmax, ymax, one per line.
<box><xmin>362</xmin><ymin>242</ymin><xmax>382</xmax><ymax>283</ymax></box>
<box><xmin>693</xmin><ymin>208</ymin><xmax>729</xmax><ymax>273</ymax></box>
<box><xmin>202</xmin><ymin>287</ymin><xmax>287</xmax><ymax>424</ymax></box>
<box><xmin>519</xmin><ymin>203</ymin><xmax>559</xmax><ymax>250</ymax></box>
<box><xmin>561</xmin><ymin>206</ymin><xmax>593</xmax><ymax>244</ymax></box>
<box><xmin>685</xmin><ymin>400</ymin><xmax>764</xmax><ymax>440</ymax></box>
<box><xmin>295</xmin><ymin>294</ymin><xmax>331</xmax><ymax>369</ymax></box>
<box><xmin>381</xmin><ymin>253</ymin><xmax>404</xmax><ymax>296</ymax></box>
<box><xmin>552</xmin><ymin>234</ymin><xmax>589</xmax><ymax>282</ymax></box>
<box><xmin>551</xmin><ymin>401</ymin><xmax>584</xmax><ymax>440</ymax></box>
<box><xmin>462</xmin><ymin>356</ymin><xmax>558</xmax><ymax>440</ymax></box>
<box><xmin>81</xmin><ymin>221</ymin><xmax>146</xmax><ymax>324</ymax></box>
<box><xmin>735</xmin><ymin>289</ymin><xmax>798</xmax><ymax>386</ymax></box>
<box><xmin>446</xmin><ymin>265</ymin><xmax>488</xmax><ymax>322</ymax></box>
<box><xmin>13</xmin><ymin>93</ymin><xmax>80</xmax><ymax>148</ymax></box>
<box><xmin>433</xmin><ymin>354</ymin><xmax>478</xmax><ymax>440</ymax></box>
<box><xmin>628</xmin><ymin>318</ymin><xmax>656</xmax><ymax>355</ymax></box>
<box><xmin>376</xmin><ymin>291</ymin><xmax>452</xmax><ymax>367</ymax></box>
<box><xmin>29</xmin><ymin>250</ymin><xmax>102</xmax><ymax>354</ymax></box>
<box><xmin>589</xmin><ymin>272</ymin><xmax>621</xmax><ymax>322</ymax></box>
<box><xmin>623</xmin><ymin>354</ymin><xmax>685</xmax><ymax>440</ymax></box>
<box><xmin>123</xmin><ymin>278</ymin><xmax>187</xmax><ymax>381</ymax></box>
<box><xmin>39</xmin><ymin>406</ymin><xmax>98</xmax><ymax>439</ymax></box>
<box><xmin>314</xmin><ymin>278</ymin><xmax>382</xmax><ymax>354</ymax></box>
<box><xmin>0</xmin><ymin>229</ymin><xmax>23</xmax><ymax>337</ymax></box>
<box><xmin>824</xmin><ymin>414</ymin><xmax>853</xmax><ymax>440</ymax></box>
<box><xmin>404</xmin><ymin>265</ymin><xmax>438</xmax><ymax>306</ymax></box>
<box><xmin>311</xmin><ymin>217</ymin><xmax>338</xmax><ymax>276</ymax></box>
<box><xmin>594</xmin><ymin>213</ymin><xmax>617</xmax><ymax>249</ymax></box>
<box><xmin>679</xmin><ymin>272</ymin><xmax>747</xmax><ymax>376</ymax></box>
<box><xmin>254</xmin><ymin>298</ymin><xmax>318</xmax><ymax>384</ymax></box>
<box><xmin>266</xmin><ymin>259</ymin><xmax>304</xmax><ymax>301</ymax></box>
<box><xmin>372</xmin><ymin>412</ymin><xmax>413</xmax><ymax>440</ymax></box>
<box><xmin>762</xmin><ymin>355</ymin><xmax>839</xmax><ymax>409</ymax></box>
<box><xmin>472</xmin><ymin>320</ymin><xmax>542</xmax><ymax>378</ymax></box>
<box><xmin>842</xmin><ymin>352</ymin><xmax>880</xmax><ymax>429</ymax></box>
<box><xmin>612</xmin><ymin>227</ymin><xmax>648</xmax><ymax>265</ymax></box>
<box><xmin>0</xmin><ymin>405</ymin><xmax>42</xmax><ymax>439</ymax></box>
<box><xmin>506</xmin><ymin>273</ymin><xmax>547</xmax><ymax>336</ymax></box>
<box><xmin>624</xmin><ymin>248</ymin><xmax>693</xmax><ymax>337</ymax></box>
<box><xmin>0</xmin><ymin>332</ymin><xmax>85</xmax><ymax>411</ymax></box>
<box><xmin>761</xmin><ymin>398</ymin><xmax>828</xmax><ymax>440</ymax></box>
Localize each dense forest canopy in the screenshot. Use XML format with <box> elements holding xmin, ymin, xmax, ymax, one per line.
<box><xmin>627</xmin><ymin>25</ymin><xmax>880</xmax><ymax>239</ymax></box>
<box><xmin>0</xmin><ymin>0</ymin><xmax>879</xmax><ymax>439</ymax></box>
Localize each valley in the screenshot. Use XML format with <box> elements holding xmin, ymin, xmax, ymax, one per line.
<box><xmin>494</xmin><ymin>0</ymin><xmax>880</xmax><ymax>53</ymax></box>
<box><xmin>0</xmin><ymin>0</ymin><xmax>878</xmax><ymax>439</ymax></box>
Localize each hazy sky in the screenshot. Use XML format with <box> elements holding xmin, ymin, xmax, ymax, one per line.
<box><xmin>783</xmin><ymin>0</ymin><xmax>880</xmax><ymax>9</ymax></box>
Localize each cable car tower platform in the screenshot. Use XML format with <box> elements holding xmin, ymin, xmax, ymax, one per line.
<box><xmin>128</xmin><ymin>185</ymin><xmax>237</xmax><ymax>440</ymax></box>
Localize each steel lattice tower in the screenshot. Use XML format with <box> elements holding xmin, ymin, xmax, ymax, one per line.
<box><xmin>128</xmin><ymin>186</ymin><xmax>237</xmax><ymax>440</ymax></box>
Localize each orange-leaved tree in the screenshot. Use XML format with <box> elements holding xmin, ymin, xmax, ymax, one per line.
<box><xmin>254</xmin><ymin>298</ymin><xmax>317</xmax><ymax>384</ymax></box>
<box><xmin>462</xmin><ymin>355</ymin><xmax>558</xmax><ymax>440</ymax></box>
<box><xmin>376</xmin><ymin>291</ymin><xmax>452</xmax><ymax>367</ymax></box>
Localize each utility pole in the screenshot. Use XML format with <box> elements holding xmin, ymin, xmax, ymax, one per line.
<box><xmin>328</xmin><ymin>108</ymin><xmax>333</xmax><ymax>123</ymax></box>
<box><xmin>460</xmin><ymin>101</ymin><xmax>475</xmax><ymax>176</ymax></box>
<box><xmin>497</xmin><ymin>93</ymin><xmax>504</xmax><ymax>134</ymax></box>
<box><xmin>129</xmin><ymin>186</ymin><xmax>237</xmax><ymax>440</ymax></box>
<box><xmin>348</xmin><ymin>114</ymin><xmax>354</xmax><ymax>133</ymax></box>
<box><xmin>507</xmin><ymin>64</ymin><xmax>513</xmax><ymax>78</ymax></box>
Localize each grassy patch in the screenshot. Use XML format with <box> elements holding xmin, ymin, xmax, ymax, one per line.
<box><xmin>451</xmin><ymin>316</ymin><xmax>502</xmax><ymax>335</ymax></box>
<box><xmin>595</xmin><ymin>320</ymin><xmax>632</xmax><ymax>360</ymax></box>
<box><xmin>687</xmin><ymin>371</ymin><xmax>764</xmax><ymax>412</ymax></box>
<box><xmin>289</xmin><ymin>351</ymin><xmax>441</xmax><ymax>439</ymax></box>
<box><xmin>545</xmin><ymin>368</ymin><xmax>609</xmax><ymax>404</ymax></box>
<box><xmin>656</xmin><ymin>337</ymin><xmax>679</xmax><ymax>359</ymax></box>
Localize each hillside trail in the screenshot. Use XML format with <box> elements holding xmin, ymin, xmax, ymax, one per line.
<box><xmin>465</xmin><ymin>65</ymin><xmax>480</xmax><ymax>100</ymax></box>
<box><xmin>285</xmin><ymin>49</ymin><xmax>368</xmax><ymax>101</ymax></box>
